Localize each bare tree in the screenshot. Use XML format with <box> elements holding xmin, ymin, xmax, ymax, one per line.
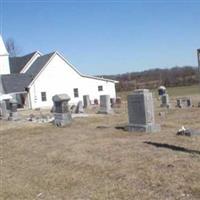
<box><xmin>5</xmin><ymin>38</ymin><xmax>20</xmax><ymax>57</ymax></box>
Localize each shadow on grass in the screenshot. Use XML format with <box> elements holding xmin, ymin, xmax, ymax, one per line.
<box><xmin>144</xmin><ymin>141</ymin><xmax>200</xmax><ymax>155</ymax></box>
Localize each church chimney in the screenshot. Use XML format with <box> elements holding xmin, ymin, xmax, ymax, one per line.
<box><xmin>0</xmin><ymin>35</ymin><xmax>10</xmax><ymax>74</ymax></box>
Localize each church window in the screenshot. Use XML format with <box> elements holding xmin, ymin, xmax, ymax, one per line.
<box><xmin>41</xmin><ymin>92</ymin><xmax>47</xmax><ymax>101</ymax></box>
<box><xmin>98</xmin><ymin>85</ymin><xmax>103</xmax><ymax>91</ymax></box>
<box><xmin>74</xmin><ymin>88</ymin><xmax>79</xmax><ymax>98</ymax></box>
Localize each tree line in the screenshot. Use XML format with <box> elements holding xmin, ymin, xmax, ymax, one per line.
<box><xmin>102</xmin><ymin>66</ymin><xmax>199</xmax><ymax>92</ymax></box>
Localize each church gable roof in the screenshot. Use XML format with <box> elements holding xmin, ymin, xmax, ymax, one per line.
<box><xmin>1</xmin><ymin>73</ymin><xmax>32</xmax><ymax>94</ymax></box>
<box><xmin>9</xmin><ymin>51</ymin><xmax>40</xmax><ymax>74</ymax></box>
<box><xmin>26</xmin><ymin>52</ymin><xmax>55</xmax><ymax>79</ymax></box>
<box><xmin>26</xmin><ymin>51</ymin><xmax>117</xmax><ymax>86</ymax></box>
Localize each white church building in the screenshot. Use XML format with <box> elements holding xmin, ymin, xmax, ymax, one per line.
<box><xmin>0</xmin><ymin>35</ymin><xmax>117</xmax><ymax>109</ymax></box>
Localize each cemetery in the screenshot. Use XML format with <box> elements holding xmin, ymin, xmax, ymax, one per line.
<box><xmin>1</xmin><ymin>85</ymin><xmax>200</xmax><ymax>199</ymax></box>
<box><xmin>0</xmin><ymin>24</ymin><xmax>199</xmax><ymax>200</ymax></box>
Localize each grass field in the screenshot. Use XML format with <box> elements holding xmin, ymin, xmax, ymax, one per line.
<box><xmin>164</xmin><ymin>85</ymin><xmax>200</xmax><ymax>97</ymax></box>
<box><xmin>0</xmin><ymin>86</ymin><xmax>200</xmax><ymax>200</ymax></box>
<box><xmin>118</xmin><ymin>84</ymin><xmax>200</xmax><ymax>101</ymax></box>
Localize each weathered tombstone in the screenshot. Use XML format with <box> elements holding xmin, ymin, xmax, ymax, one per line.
<box><xmin>98</xmin><ymin>95</ymin><xmax>112</xmax><ymax>114</ymax></box>
<box><xmin>52</xmin><ymin>94</ymin><xmax>72</xmax><ymax>127</ymax></box>
<box><xmin>0</xmin><ymin>100</ymin><xmax>8</xmax><ymax>119</ymax></box>
<box><xmin>70</xmin><ymin>104</ymin><xmax>76</xmax><ymax>113</ymax></box>
<box><xmin>160</xmin><ymin>93</ymin><xmax>170</xmax><ymax>108</ymax></box>
<box><xmin>75</xmin><ymin>101</ymin><xmax>84</xmax><ymax>113</ymax></box>
<box><xmin>110</xmin><ymin>98</ymin><xmax>116</xmax><ymax>108</ymax></box>
<box><xmin>83</xmin><ymin>95</ymin><xmax>90</xmax><ymax>108</ymax></box>
<box><xmin>94</xmin><ymin>99</ymin><xmax>99</xmax><ymax>105</ymax></box>
<box><xmin>116</xmin><ymin>97</ymin><xmax>121</xmax><ymax>104</ymax></box>
<box><xmin>126</xmin><ymin>89</ymin><xmax>160</xmax><ymax>133</ymax></box>
<box><xmin>115</xmin><ymin>97</ymin><xmax>121</xmax><ymax>108</ymax></box>
<box><xmin>8</xmin><ymin>99</ymin><xmax>19</xmax><ymax>120</ymax></box>
<box><xmin>176</xmin><ymin>97</ymin><xmax>192</xmax><ymax>108</ymax></box>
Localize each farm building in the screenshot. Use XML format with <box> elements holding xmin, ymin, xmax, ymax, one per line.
<box><xmin>0</xmin><ymin>35</ymin><xmax>117</xmax><ymax>109</ymax></box>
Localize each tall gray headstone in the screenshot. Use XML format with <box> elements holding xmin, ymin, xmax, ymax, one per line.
<box><xmin>83</xmin><ymin>95</ymin><xmax>90</xmax><ymax>108</ymax></box>
<box><xmin>52</xmin><ymin>94</ymin><xmax>72</xmax><ymax>127</ymax></box>
<box><xmin>0</xmin><ymin>100</ymin><xmax>8</xmax><ymax>119</ymax></box>
<box><xmin>127</xmin><ymin>89</ymin><xmax>160</xmax><ymax>133</ymax></box>
<box><xmin>98</xmin><ymin>95</ymin><xmax>112</xmax><ymax>114</ymax></box>
<box><xmin>75</xmin><ymin>101</ymin><xmax>84</xmax><ymax>113</ymax></box>
<box><xmin>160</xmin><ymin>93</ymin><xmax>170</xmax><ymax>108</ymax></box>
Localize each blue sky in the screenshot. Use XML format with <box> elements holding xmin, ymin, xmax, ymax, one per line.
<box><xmin>1</xmin><ymin>0</ymin><xmax>200</xmax><ymax>75</ymax></box>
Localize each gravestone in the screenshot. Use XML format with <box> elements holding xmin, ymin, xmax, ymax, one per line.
<box><xmin>176</xmin><ymin>97</ymin><xmax>192</xmax><ymax>108</ymax></box>
<box><xmin>126</xmin><ymin>89</ymin><xmax>160</xmax><ymax>133</ymax></box>
<box><xmin>160</xmin><ymin>93</ymin><xmax>170</xmax><ymax>108</ymax></box>
<box><xmin>115</xmin><ymin>97</ymin><xmax>121</xmax><ymax>108</ymax></box>
<box><xmin>98</xmin><ymin>95</ymin><xmax>112</xmax><ymax>114</ymax></box>
<box><xmin>70</xmin><ymin>104</ymin><xmax>76</xmax><ymax>113</ymax></box>
<box><xmin>75</xmin><ymin>101</ymin><xmax>84</xmax><ymax>113</ymax></box>
<box><xmin>116</xmin><ymin>97</ymin><xmax>121</xmax><ymax>104</ymax></box>
<box><xmin>8</xmin><ymin>99</ymin><xmax>19</xmax><ymax>120</ymax></box>
<box><xmin>94</xmin><ymin>99</ymin><xmax>99</xmax><ymax>105</ymax></box>
<box><xmin>110</xmin><ymin>98</ymin><xmax>116</xmax><ymax>108</ymax></box>
<box><xmin>83</xmin><ymin>95</ymin><xmax>90</xmax><ymax>108</ymax></box>
<box><xmin>0</xmin><ymin>100</ymin><xmax>8</xmax><ymax>119</ymax></box>
<box><xmin>52</xmin><ymin>94</ymin><xmax>72</xmax><ymax>127</ymax></box>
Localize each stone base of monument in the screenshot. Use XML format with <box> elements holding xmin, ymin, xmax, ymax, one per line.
<box><xmin>8</xmin><ymin>112</ymin><xmax>20</xmax><ymax>121</ymax></box>
<box><xmin>53</xmin><ymin>113</ymin><xmax>72</xmax><ymax>127</ymax></box>
<box><xmin>126</xmin><ymin>123</ymin><xmax>160</xmax><ymax>133</ymax></box>
<box><xmin>0</xmin><ymin>112</ymin><xmax>9</xmax><ymax>120</ymax></box>
<box><xmin>98</xmin><ymin>108</ymin><xmax>113</xmax><ymax>114</ymax></box>
<box><xmin>160</xmin><ymin>103</ymin><xmax>171</xmax><ymax>109</ymax></box>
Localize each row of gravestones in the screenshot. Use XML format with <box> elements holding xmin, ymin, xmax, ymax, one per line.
<box><xmin>52</xmin><ymin>94</ymin><xmax>118</xmax><ymax>127</ymax></box>
<box><xmin>0</xmin><ymin>99</ymin><xmax>18</xmax><ymax>120</ymax></box>
<box><xmin>158</xmin><ymin>86</ymin><xmax>194</xmax><ymax>108</ymax></box>
<box><xmin>53</xmin><ymin>89</ymin><xmax>198</xmax><ymax>132</ymax></box>
<box><xmin>1</xmin><ymin>90</ymin><xmax>195</xmax><ymax>132</ymax></box>
<box><xmin>82</xmin><ymin>95</ymin><xmax>121</xmax><ymax>108</ymax></box>
<box><xmin>69</xmin><ymin>95</ymin><xmax>121</xmax><ymax>114</ymax></box>
<box><xmin>160</xmin><ymin>93</ymin><xmax>193</xmax><ymax>108</ymax></box>
<box><xmin>52</xmin><ymin>89</ymin><xmax>161</xmax><ymax>133</ymax></box>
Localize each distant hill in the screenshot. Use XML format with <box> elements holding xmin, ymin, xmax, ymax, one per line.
<box><xmin>100</xmin><ymin>66</ymin><xmax>199</xmax><ymax>92</ymax></box>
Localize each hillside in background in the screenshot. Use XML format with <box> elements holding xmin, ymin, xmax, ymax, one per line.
<box><xmin>101</xmin><ymin>66</ymin><xmax>199</xmax><ymax>92</ymax></box>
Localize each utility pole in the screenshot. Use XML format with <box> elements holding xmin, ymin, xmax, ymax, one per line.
<box><xmin>197</xmin><ymin>49</ymin><xmax>200</xmax><ymax>92</ymax></box>
<box><xmin>0</xmin><ymin>0</ymin><xmax>3</xmax><ymax>36</ymax></box>
<box><xmin>198</xmin><ymin>49</ymin><xmax>200</xmax><ymax>70</ymax></box>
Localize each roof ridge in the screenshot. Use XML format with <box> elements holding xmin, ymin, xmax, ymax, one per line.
<box><xmin>10</xmin><ymin>51</ymin><xmax>41</xmax><ymax>59</ymax></box>
<box><xmin>26</xmin><ymin>51</ymin><xmax>56</xmax><ymax>80</ymax></box>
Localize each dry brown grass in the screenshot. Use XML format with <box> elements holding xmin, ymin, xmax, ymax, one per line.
<box><xmin>0</xmin><ymin>93</ymin><xmax>200</xmax><ymax>200</ymax></box>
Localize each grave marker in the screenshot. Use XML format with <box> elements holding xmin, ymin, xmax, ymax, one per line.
<box><xmin>127</xmin><ymin>89</ymin><xmax>160</xmax><ymax>133</ymax></box>
<box><xmin>160</xmin><ymin>93</ymin><xmax>170</xmax><ymax>108</ymax></box>
<box><xmin>52</xmin><ymin>94</ymin><xmax>72</xmax><ymax>127</ymax></box>
<box><xmin>176</xmin><ymin>97</ymin><xmax>192</xmax><ymax>108</ymax></box>
<box><xmin>83</xmin><ymin>95</ymin><xmax>90</xmax><ymax>108</ymax></box>
<box><xmin>98</xmin><ymin>95</ymin><xmax>112</xmax><ymax>114</ymax></box>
